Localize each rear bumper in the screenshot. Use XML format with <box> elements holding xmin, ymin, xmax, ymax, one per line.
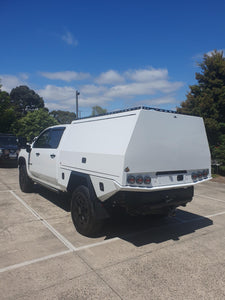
<box><xmin>103</xmin><ymin>186</ymin><xmax>194</xmax><ymax>215</ymax></box>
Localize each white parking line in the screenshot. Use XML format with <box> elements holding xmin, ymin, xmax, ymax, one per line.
<box><xmin>0</xmin><ymin>239</ymin><xmax>120</xmax><ymax>273</ymax></box>
<box><xmin>205</xmin><ymin>211</ymin><xmax>225</xmax><ymax>218</ymax></box>
<box><xmin>175</xmin><ymin>210</ymin><xmax>225</xmax><ymax>223</ymax></box>
<box><xmin>10</xmin><ymin>191</ymin><xmax>77</xmax><ymax>252</ymax></box>
<box><xmin>75</xmin><ymin>237</ymin><xmax>120</xmax><ymax>251</ymax></box>
<box><xmin>0</xmin><ymin>250</ymin><xmax>71</xmax><ymax>273</ymax></box>
<box><xmin>195</xmin><ymin>194</ymin><xmax>225</xmax><ymax>203</ymax></box>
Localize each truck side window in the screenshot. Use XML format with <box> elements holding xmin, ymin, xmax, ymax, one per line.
<box><xmin>49</xmin><ymin>128</ymin><xmax>65</xmax><ymax>148</ymax></box>
<box><xmin>33</xmin><ymin>128</ymin><xmax>65</xmax><ymax>149</ymax></box>
<box><xmin>33</xmin><ymin>130</ymin><xmax>51</xmax><ymax>148</ymax></box>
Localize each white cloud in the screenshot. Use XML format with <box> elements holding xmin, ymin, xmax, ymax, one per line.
<box><xmin>40</xmin><ymin>71</ymin><xmax>90</xmax><ymax>82</ymax></box>
<box><xmin>105</xmin><ymin>82</ymin><xmax>154</xmax><ymax>98</ymax></box>
<box><xmin>1</xmin><ymin>66</ymin><xmax>184</xmax><ymax>113</ymax></box>
<box><xmin>45</xmin><ymin>101</ymin><xmax>72</xmax><ymax>111</ymax></box>
<box><xmin>0</xmin><ymin>74</ymin><xmax>28</xmax><ymax>92</ymax></box>
<box><xmin>38</xmin><ymin>85</ymin><xmax>78</xmax><ymax>112</ymax></box>
<box><xmin>38</xmin><ymin>85</ymin><xmax>75</xmax><ymax>101</ymax></box>
<box><xmin>37</xmin><ymin>67</ymin><xmax>184</xmax><ymax>112</ymax></box>
<box><xmin>125</xmin><ymin>68</ymin><xmax>168</xmax><ymax>82</ymax></box>
<box><xmin>137</xmin><ymin>95</ymin><xmax>177</xmax><ymax>106</ymax></box>
<box><xmin>80</xmin><ymin>84</ymin><xmax>107</xmax><ymax>95</ymax></box>
<box><xmin>78</xmin><ymin>95</ymin><xmax>112</xmax><ymax>107</ymax></box>
<box><xmin>38</xmin><ymin>84</ymin><xmax>111</xmax><ymax>110</ymax></box>
<box><xmin>61</xmin><ymin>31</ymin><xmax>78</xmax><ymax>46</ymax></box>
<box><xmin>19</xmin><ymin>73</ymin><xmax>29</xmax><ymax>80</ymax></box>
<box><xmin>105</xmin><ymin>80</ymin><xmax>183</xmax><ymax>98</ymax></box>
<box><xmin>93</xmin><ymin>67</ymin><xmax>182</xmax><ymax>99</ymax></box>
<box><xmin>95</xmin><ymin>70</ymin><xmax>125</xmax><ymax>84</ymax></box>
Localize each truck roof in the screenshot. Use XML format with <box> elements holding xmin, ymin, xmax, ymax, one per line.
<box><xmin>71</xmin><ymin>106</ymin><xmax>180</xmax><ymax>123</ymax></box>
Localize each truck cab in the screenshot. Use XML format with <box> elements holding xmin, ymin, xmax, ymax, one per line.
<box><xmin>27</xmin><ymin>126</ymin><xmax>66</xmax><ymax>188</ymax></box>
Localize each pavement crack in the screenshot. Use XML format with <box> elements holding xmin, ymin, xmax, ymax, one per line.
<box><xmin>75</xmin><ymin>251</ymin><xmax>123</xmax><ymax>299</ymax></box>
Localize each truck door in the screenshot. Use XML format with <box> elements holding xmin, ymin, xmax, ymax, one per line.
<box><xmin>29</xmin><ymin>127</ymin><xmax>65</xmax><ymax>186</ymax></box>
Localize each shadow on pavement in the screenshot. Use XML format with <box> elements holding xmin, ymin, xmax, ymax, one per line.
<box><xmin>101</xmin><ymin>209</ymin><xmax>213</xmax><ymax>247</ymax></box>
<box><xmin>103</xmin><ymin>211</ymin><xmax>213</xmax><ymax>247</ymax></box>
<box><xmin>31</xmin><ymin>183</ymin><xmax>213</xmax><ymax>247</ymax></box>
<box><xmin>32</xmin><ymin>184</ymin><xmax>71</xmax><ymax>212</ymax></box>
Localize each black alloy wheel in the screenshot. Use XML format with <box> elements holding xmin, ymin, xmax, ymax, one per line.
<box><xmin>71</xmin><ymin>185</ymin><xmax>102</xmax><ymax>237</ymax></box>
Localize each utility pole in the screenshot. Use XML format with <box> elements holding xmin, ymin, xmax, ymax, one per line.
<box><xmin>76</xmin><ymin>90</ymin><xmax>80</xmax><ymax>119</ymax></box>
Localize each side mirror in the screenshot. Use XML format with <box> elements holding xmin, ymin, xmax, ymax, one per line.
<box><xmin>26</xmin><ymin>144</ymin><xmax>31</xmax><ymax>153</ymax></box>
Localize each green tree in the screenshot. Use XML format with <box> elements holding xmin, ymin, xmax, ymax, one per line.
<box><xmin>91</xmin><ymin>106</ymin><xmax>107</xmax><ymax>116</ymax></box>
<box><xmin>10</xmin><ymin>85</ymin><xmax>44</xmax><ymax>116</ymax></box>
<box><xmin>0</xmin><ymin>85</ymin><xmax>17</xmax><ymax>133</ymax></box>
<box><xmin>13</xmin><ymin>108</ymin><xmax>59</xmax><ymax>142</ymax></box>
<box><xmin>50</xmin><ymin>110</ymin><xmax>76</xmax><ymax>124</ymax></box>
<box><xmin>177</xmin><ymin>50</ymin><xmax>225</xmax><ymax>167</ymax></box>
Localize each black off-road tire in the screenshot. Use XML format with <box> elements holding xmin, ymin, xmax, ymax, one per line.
<box><xmin>71</xmin><ymin>185</ymin><xmax>103</xmax><ymax>237</ymax></box>
<box><xmin>19</xmin><ymin>164</ymin><xmax>34</xmax><ymax>193</ymax></box>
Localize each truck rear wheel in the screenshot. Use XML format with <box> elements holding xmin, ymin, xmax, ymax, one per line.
<box><xmin>19</xmin><ymin>164</ymin><xmax>34</xmax><ymax>193</ymax></box>
<box><xmin>71</xmin><ymin>185</ymin><xmax>102</xmax><ymax>237</ymax></box>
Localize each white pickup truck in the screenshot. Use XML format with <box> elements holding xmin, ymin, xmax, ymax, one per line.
<box><xmin>18</xmin><ymin>107</ymin><xmax>211</xmax><ymax>236</ymax></box>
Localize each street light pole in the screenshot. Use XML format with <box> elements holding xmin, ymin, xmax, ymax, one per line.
<box><xmin>76</xmin><ymin>90</ymin><xmax>80</xmax><ymax>119</ymax></box>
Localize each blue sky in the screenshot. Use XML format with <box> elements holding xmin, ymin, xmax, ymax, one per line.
<box><xmin>0</xmin><ymin>0</ymin><xmax>224</xmax><ymax>117</ymax></box>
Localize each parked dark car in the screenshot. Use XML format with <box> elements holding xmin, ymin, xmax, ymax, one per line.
<box><xmin>0</xmin><ymin>134</ymin><xmax>20</xmax><ymax>165</ymax></box>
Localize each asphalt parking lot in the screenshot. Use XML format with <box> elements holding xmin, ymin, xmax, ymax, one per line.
<box><xmin>0</xmin><ymin>167</ymin><xmax>225</xmax><ymax>299</ymax></box>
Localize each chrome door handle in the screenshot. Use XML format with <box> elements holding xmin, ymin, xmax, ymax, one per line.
<box><xmin>50</xmin><ymin>154</ymin><xmax>56</xmax><ymax>159</ymax></box>
<box><xmin>36</xmin><ymin>153</ymin><xmax>40</xmax><ymax>157</ymax></box>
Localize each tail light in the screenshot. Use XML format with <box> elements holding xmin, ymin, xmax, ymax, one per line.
<box><xmin>127</xmin><ymin>175</ymin><xmax>135</xmax><ymax>184</ymax></box>
<box><xmin>136</xmin><ymin>176</ymin><xmax>143</xmax><ymax>184</ymax></box>
<box><xmin>192</xmin><ymin>173</ymin><xmax>198</xmax><ymax>181</ymax></box>
<box><xmin>198</xmin><ymin>172</ymin><xmax>203</xmax><ymax>180</ymax></box>
<box><xmin>202</xmin><ymin>169</ymin><xmax>209</xmax><ymax>178</ymax></box>
<box><xmin>144</xmin><ymin>176</ymin><xmax>151</xmax><ymax>184</ymax></box>
<box><xmin>127</xmin><ymin>174</ymin><xmax>151</xmax><ymax>185</ymax></box>
<box><xmin>192</xmin><ymin>169</ymin><xmax>209</xmax><ymax>182</ymax></box>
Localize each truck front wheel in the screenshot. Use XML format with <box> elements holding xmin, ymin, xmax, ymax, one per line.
<box><xmin>71</xmin><ymin>186</ymin><xmax>102</xmax><ymax>237</ymax></box>
<box><xmin>19</xmin><ymin>164</ymin><xmax>34</xmax><ymax>193</ymax></box>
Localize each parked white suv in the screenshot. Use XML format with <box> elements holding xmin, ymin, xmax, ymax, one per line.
<box><xmin>18</xmin><ymin>107</ymin><xmax>211</xmax><ymax>236</ymax></box>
